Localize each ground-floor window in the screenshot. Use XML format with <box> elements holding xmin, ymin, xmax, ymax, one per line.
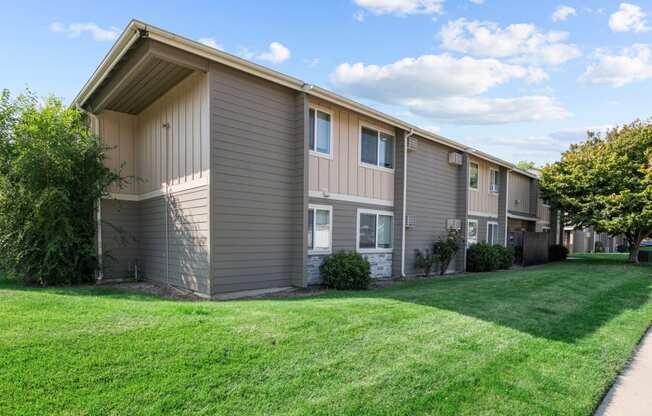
<box><xmin>467</xmin><ymin>219</ymin><xmax>479</xmax><ymax>246</ymax></box>
<box><xmin>357</xmin><ymin>209</ymin><xmax>393</xmax><ymax>252</ymax></box>
<box><xmin>308</xmin><ymin>204</ymin><xmax>332</xmax><ymax>254</ymax></box>
<box><xmin>487</xmin><ymin>222</ymin><xmax>498</xmax><ymax>245</ymax></box>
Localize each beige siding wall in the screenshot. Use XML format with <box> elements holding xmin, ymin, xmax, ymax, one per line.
<box><xmin>97</xmin><ymin>111</ymin><xmax>138</xmax><ymax>194</ymax></box>
<box><xmin>508</xmin><ymin>172</ymin><xmax>531</xmax><ymax>213</ymax></box>
<box><xmin>468</xmin><ymin>157</ymin><xmax>499</xmax><ymax>216</ymax></box>
<box><xmin>135</xmin><ymin>71</ymin><xmax>210</xmax><ymax>194</ymax></box>
<box><xmin>308</xmin><ymin>98</ymin><xmax>394</xmax><ymax>202</ymax></box>
<box><xmin>537</xmin><ymin>199</ymin><xmax>551</xmax><ymax>224</ymax></box>
<box><xmin>97</xmin><ymin>72</ymin><xmax>210</xmax><ymax>196</ymax></box>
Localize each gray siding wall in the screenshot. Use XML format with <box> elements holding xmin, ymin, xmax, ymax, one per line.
<box><xmin>391</xmin><ymin>130</ymin><xmax>405</xmax><ymax>277</ymax></box>
<box><xmin>100</xmin><ymin>185</ymin><xmax>210</xmax><ymax>295</ymax></box>
<box><xmin>100</xmin><ymin>199</ymin><xmax>140</xmax><ymax>279</ymax></box>
<box><xmin>403</xmin><ymin>136</ymin><xmax>464</xmax><ymax>275</ymax></box>
<box><xmin>209</xmin><ymin>62</ymin><xmax>304</xmax><ymax>294</ymax></box>
<box><xmin>139</xmin><ymin>185</ymin><xmax>210</xmax><ymax>294</ymax></box>
<box><xmin>497</xmin><ymin>167</ymin><xmax>508</xmax><ymax>246</ymax></box>
<box><xmin>457</xmin><ymin>153</ymin><xmax>469</xmax><ymax>271</ymax></box>
<box><xmin>467</xmin><ymin>215</ymin><xmax>499</xmax><ymax>244</ymax></box>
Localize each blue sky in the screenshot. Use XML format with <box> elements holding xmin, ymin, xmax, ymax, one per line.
<box><xmin>2</xmin><ymin>0</ymin><xmax>652</xmax><ymax>165</ymax></box>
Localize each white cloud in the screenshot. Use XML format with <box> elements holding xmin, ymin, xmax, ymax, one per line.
<box><xmin>407</xmin><ymin>96</ymin><xmax>569</xmax><ymax>124</ymax></box>
<box><xmin>548</xmin><ymin>126</ymin><xmax>613</xmax><ymax>142</ymax></box>
<box><xmin>239</xmin><ymin>42</ymin><xmax>291</xmax><ymax>64</ymax></box>
<box><xmin>609</xmin><ymin>3</ymin><xmax>650</xmax><ymax>32</ymax></box>
<box><xmin>579</xmin><ymin>44</ymin><xmax>652</xmax><ymax>87</ymax></box>
<box><xmin>353</xmin><ymin>0</ymin><xmax>443</xmax><ymax>16</ymax></box>
<box><xmin>257</xmin><ymin>42</ymin><xmax>291</xmax><ymax>64</ymax></box>
<box><xmin>552</xmin><ymin>5</ymin><xmax>577</xmax><ymax>22</ymax></box>
<box><xmin>439</xmin><ymin>18</ymin><xmax>581</xmax><ymax>65</ymax></box>
<box><xmin>49</xmin><ymin>21</ymin><xmax>119</xmax><ymax>41</ymax></box>
<box><xmin>354</xmin><ymin>11</ymin><xmax>366</xmax><ymax>22</ymax></box>
<box><xmin>198</xmin><ymin>38</ymin><xmax>224</xmax><ymax>50</ymax></box>
<box><xmin>331</xmin><ymin>54</ymin><xmax>567</xmax><ymax>125</ymax></box>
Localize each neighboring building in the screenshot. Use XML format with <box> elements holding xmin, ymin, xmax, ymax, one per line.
<box><xmin>563</xmin><ymin>227</ymin><xmax>623</xmax><ymax>253</ymax></box>
<box><xmin>75</xmin><ymin>21</ymin><xmax>553</xmax><ymax>297</ymax></box>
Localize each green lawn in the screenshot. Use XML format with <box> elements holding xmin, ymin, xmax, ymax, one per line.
<box><xmin>1</xmin><ymin>254</ymin><xmax>651</xmax><ymax>415</ymax></box>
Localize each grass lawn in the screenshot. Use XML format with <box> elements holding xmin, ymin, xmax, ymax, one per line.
<box><xmin>1</xmin><ymin>254</ymin><xmax>651</xmax><ymax>415</ymax></box>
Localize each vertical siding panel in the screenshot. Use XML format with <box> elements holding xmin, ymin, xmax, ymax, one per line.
<box><xmin>329</xmin><ymin>110</ymin><xmax>338</xmax><ymax>193</ymax></box>
<box><xmin>318</xmin><ymin>158</ymin><xmax>329</xmax><ymax>192</ymax></box>
<box><xmin>339</xmin><ymin>110</ymin><xmax>349</xmax><ymax>194</ymax></box>
<box><xmin>201</xmin><ymin>74</ymin><xmax>210</xmax><ymax>178</ymax></box>
<box><xmin>193</xmin><ymin>79</ymin><xmax>201</xmax><ymax>181</ymax></box>
<box><xmin>309</xmin><ymin>156</ymin><xmax>318</xmax><ymax>191</ymax></box>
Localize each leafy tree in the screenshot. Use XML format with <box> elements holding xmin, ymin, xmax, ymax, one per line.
<box><xmin>0</xmin><ymin>90</ymin><xmax>121</xmax><ymax>285</ymax></box>
<box><xmin>516</xmin><ymin>161</ymin><xmax>535</xmax><ymax>171</ymax></box>
<box><xmin>540</xmin><ymin>120</ymin><xmax>652</xmax><ymax>263</ymax></box>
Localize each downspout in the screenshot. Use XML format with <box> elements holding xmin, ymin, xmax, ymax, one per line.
<box><xmin>163</xmin><ymin>122</ymin><xmax>171</xmax><ymax>287</ymax></box>
<box><xmin>504</xmin><ymin>169</ymin><xmax>510</xmax><ymax>246</ymax></box>
<box><xmin>401</xmin><ymin>129</ymin><xmax>415</xmax><ymax>277</ymax></box>
<box><xmin>87</xmin><ymin>111</ymin><xmax>104</xmax><ymax>281</ymax></box>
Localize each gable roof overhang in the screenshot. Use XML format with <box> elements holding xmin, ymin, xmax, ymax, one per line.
<box><xmin>73</xmin><ymin>19</ymin><xmax>538</xmax><ymax>177</ymax></box>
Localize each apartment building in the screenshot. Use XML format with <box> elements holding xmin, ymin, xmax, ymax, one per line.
<box><xmin>75</xmin><ymin>21</ymin><xmax>553</xmax><ymax>297</ymax></box>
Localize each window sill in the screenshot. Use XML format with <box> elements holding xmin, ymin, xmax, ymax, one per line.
<box><xmin>310</xmin><ymin>150</ymin><xmax>332</xmax><ymax>160</ymax></box>
<box><xmin>308</xmin><ymin>249</ymin><xmax>332</xmax><ymax>256</ymax></box>
<box><xmin>357</xmin><ymin>248</ymin><xmax>393</xmax><ymax>254</ymax></box>
<box><xmin>359</xmin><ymin>162</ymin><xmax>395</xmax><ymax>174</ymax></box>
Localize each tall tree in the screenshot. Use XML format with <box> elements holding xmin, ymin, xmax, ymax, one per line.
<box><xmin>540</xmin><ymin>120</ymin><xmax>652</xmax><ymax>263</ymax></box>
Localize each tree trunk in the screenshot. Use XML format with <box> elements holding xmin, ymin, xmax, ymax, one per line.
<box><xmin>629</xmin><ymin>245</ymin><xmax>640</xmax><ymax>264</ymax></box>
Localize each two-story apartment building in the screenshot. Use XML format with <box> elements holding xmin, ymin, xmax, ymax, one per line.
<box><xmin>76</xmin><ymin>21</ymin><xmax>553</xmax><ymax>297</ymax></box>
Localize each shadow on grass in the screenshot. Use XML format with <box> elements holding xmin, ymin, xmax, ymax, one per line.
<box><xmin>2</xmin><ymin>255</ymin><xmax>651</xmax><ymax>343</ymax></box>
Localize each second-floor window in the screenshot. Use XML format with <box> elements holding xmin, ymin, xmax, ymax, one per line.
<box><xmin>360</xmin><ymin>126</ymin><xmax>394</xmax><ymax>170</ymax></box>
<box><xmin>490</xmin><ymin>169</ymin><xmax>499</xmax><ymax>193</ymax></box>
<box><xmin>309</xmin><ymin>108</ymin><xmax>331</xmax><ymax>156</ymax></box>
<box><xmin>469</xmin><ymin>162</ymin><xmax>479</xmax><ymax>190</ymax></box>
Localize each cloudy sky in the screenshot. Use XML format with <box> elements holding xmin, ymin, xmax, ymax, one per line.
<box><xmin>2</xmin><ymin>0</ymin><xmax>651</xmax><ymax>165</ymax></box>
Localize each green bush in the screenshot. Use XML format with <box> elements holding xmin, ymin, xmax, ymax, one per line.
<box><xmin>616</xmin><ymin>244</ymin><xmax>628</xmax><ymax>253</ymax></box>
<box><xmin>494</xmin><ymin>245</ymin><xmax>515</xmax><ymax>270</ymax></box>
<box><xmin>549</xmin><ymin>244</ymin><xmax>569</xmax><ymax>261</ymax></box>
<box><xmin>414</xmin><ymin>248</ymin><xmax>435</xmax><ymax>277</ymax></box>
<box><xmin>594</xmin><ymin>241</ymin><xmax>605</xmax><ymax>253</ymax></box>
<box><xmin>320</xmin><ymin>251</ymin><xmax>371</xmax><ymax>290</ymax></box>
<box><xmin>0</xmin><ymin>90</ymin><xmax>121</xmax><ymax>286</ymax></box>
<box><xmin>432</xmin><ymin>229</ymin><xmax>463</xmax><ymax>275</ymax></box>
<box><xmin>467</xmin><ymin>243</ymin><xmax>500</xmax><ymax>272</ymax></box>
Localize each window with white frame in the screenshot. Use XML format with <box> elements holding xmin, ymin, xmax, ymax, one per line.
<box><xmin>357</xmin><ymin>209</ymin><xmax>393</xmax><ymax>251</ymax></box>
<box><xmin>309</xmin><ymin>108</ymin><xmax>332</xmax><ymax>156</ymax></box>
<box><xmin>487</xmin><ymin>222</ymin><xmax>498</xmax><ymax>245</ymax></box>
<box><xmin>467</xmin><ymin>219</ymin><xmax>479</xmax><ymax>246</ymax></box>
<box><xmin>469</xmin><ymin>162</ymin><xmax>479</xmax><ymax>190</ymax></box>
<box><xmin>489</xmin><ymin>169</ymin><xmax>499</xmax><ymax>193</ymax></box>
<box><xmin>308</xmin><ymin>205</ymin><xmax>332</xmax><ymax>254</ymax></box>
<box><xmin>360</xmin><ymin>126</ymin><xmax>394</xmax><ymax>169</ymax></box>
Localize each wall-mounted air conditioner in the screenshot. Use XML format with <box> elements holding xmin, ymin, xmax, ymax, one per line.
<box><xmin>447</xmin><ymin>219</ymin><xmax>462</xmax><ymax>231</ymax></box>
<box><xmin>489</xmin><ymin>184</ymin><xmax>499</xmax><ymax>193</ymax></box>
<box><xmin>448</xmin><ymin>152</ymin><xmax>463</xmax><ymax>166</ymax></box>
<box><xmin>406</xmin><ymin>215</ymin><xmax>417</xmax><ymax>228</ymax></box>
<box><xmin>407</xmin><ymin>136</ymin><xmax>419</xmax><ymax>151</ymax></box>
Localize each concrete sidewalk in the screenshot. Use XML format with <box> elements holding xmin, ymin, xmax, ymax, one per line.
<box><xmin>595</xmin><ymin>327</ymin><xmax>652</xmax><ymax>416</ymax></box>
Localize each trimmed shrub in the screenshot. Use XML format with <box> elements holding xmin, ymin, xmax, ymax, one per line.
<box><xmin>432</xmin><ymin>229</ymin><xmax>463</xmax><ymax>275</ymax></box>
<box><xmin>549</xmin><ymin>244</ymin><xmax>569</xmax><ymax>261</ymax></box>
<box><xmin>414</xmin><ymin>248</ymin><xmax>435</xmax><ymax>277</ymax></box>
<box><xmin>467</xmin><ymin>243</ymin><xmax>500</xmax><ymax>272</ymax></box>
<box><xmin>320</xmin><ymin>251</ymin><xmax>371</xmax><ymax>290</ymax></box>
<box><xmin>495</xmin><ymin>245</ymin><xmax>515</xmax><ymax>270</ymax></box>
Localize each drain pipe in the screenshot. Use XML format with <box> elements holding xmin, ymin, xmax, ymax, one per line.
<box><xmin>163</xmin><ymin>122</ymin><xmax>171</xmax><ymax>287</ymax></box>
<box><xmin>401</xmin><ymin>129</ymin><xmax>415</xmax><ymax>277</ymax></box>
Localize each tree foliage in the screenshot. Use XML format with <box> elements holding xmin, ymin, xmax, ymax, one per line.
<box><xmin>516</xmin><ymin>161</ymin><xmax>536</xmax><ymax>171</ymax></box>
<box><xmin>540</xmin><ymin>119</ymin><xmax>652</xmax><ymax>263</ymax></box>
<box><xmin>0</xmin><ymin>90</ymin><xmax>121</xmax><ymax>285</ymax></box>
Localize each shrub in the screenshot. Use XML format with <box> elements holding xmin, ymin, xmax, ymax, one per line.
<box><xmin>320</xmin><ymin>251</ymin><xmax>371</xmax><ymax>290</ymax></box>
<box><xmin>467</xmin><ymin>243</ymin><xmax>500</xmax><ymax>272</ymax></box>
<box><xmin>594</xmin><ymin>241</ymin><xmax>605</xmax><ymax>253</ymax></box>
<box><xmin>549</xmin><ymin>244</ymin><xmax>569</xmax><ymax>261</ymax></box>
<box><xmin>414</xmin><ymin>248</ymin><xmax>435</xmax><ymax>277</ymax></box>
<box><xmin>494</xmin><ymin>245</ymin><xmax>515</xmax><ymax>270</ymax></box>
<box><xmin>0</xmin><ymin>91</ymin><xmax>121</xmax><ymax>286</ymax></box>
<box><xmin>432</xmin><ymin>229</ymin><xmax>463</xmax><ymax>275</ymax></box>
<box><xmin>616</xmin><ymin>244</ymin><xmax>628</xmax><ymax>253</ymax></box>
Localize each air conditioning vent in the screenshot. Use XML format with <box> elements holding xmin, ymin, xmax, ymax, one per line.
<box><xmin>407</xmin><ymin>136</ymin><xmax>418</xmax><ymax>151</ymax></box>
<box><xmin>447</xmin><ymin>219</ymin><xmax>462</xmax><ymax>231</ymax></box>
<box><xmin>489</xmin><ymin>184</ymin><xmax>499</xmax><ymax>193</ymax></box>
<box><xmin>406</xmin><ymin>215</ymin><xmax>417</xmax><ymax>228</ymax></box>
<box><xmin>448</xmin><ymin>152</ymin><xmax>463</xmax><ymax>166</ymax></box>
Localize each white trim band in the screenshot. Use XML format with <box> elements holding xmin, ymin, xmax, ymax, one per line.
<box><xmin>309</xmin><ymin>190</ymin><xmax>393</xmax><ymax>207</ymax></box>
<box><xmin>508</xmin><ymin>212</ymin><xmax>538</xmax><ymax>222</ymax></box>
<box><xmin>107</xmin><ymin>177</ymin><xmax>208</xmax><ymax>201</ymax></box>
<box><xmin>468</xmin><ymin>210</ymin><xmax>499</xmax><ymax>219</ymax></box>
